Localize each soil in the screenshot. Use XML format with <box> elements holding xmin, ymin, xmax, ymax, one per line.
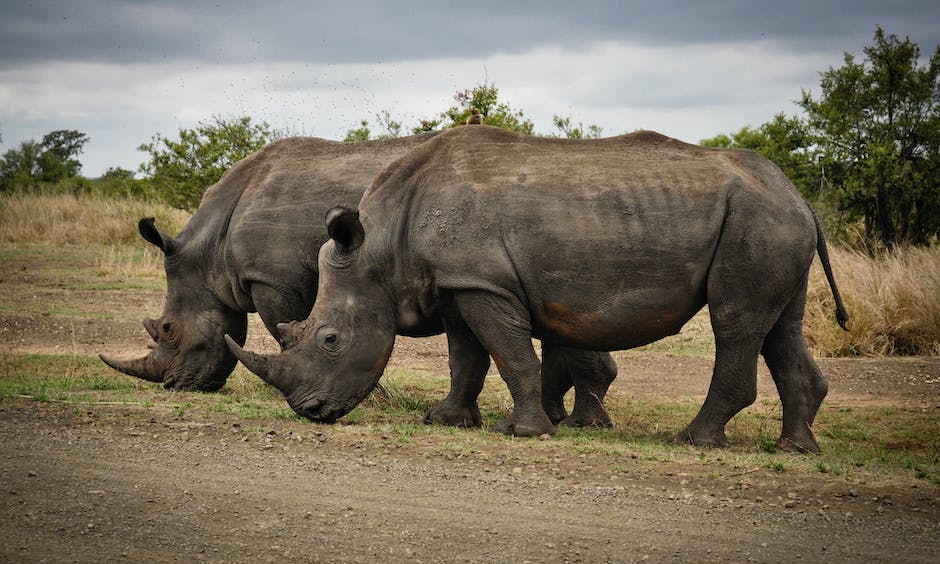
<box><xmin>1</xmin><ymin>264</ymin><xmax>939</xmax><ymax>562</ymax></box>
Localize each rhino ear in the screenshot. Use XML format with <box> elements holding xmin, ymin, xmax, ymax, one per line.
<box><xmin>325</xmin><ymin>206</ymin><xmax>365</xmax><ymax>253</ymax></box>
<box><xmin>138</xmin><ymin>217</ymin><xmax>177</xmax><ymax>255</ymax></box>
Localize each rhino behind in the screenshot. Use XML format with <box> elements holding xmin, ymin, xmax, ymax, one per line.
<box><xmin>101</xmin><ymin>131</ymin><xmax>618</xmax><ymax>429</ymax></box>
<box><xmin>100</xmin><ymin>134</ymin><xmax>442</xmax><ymax>390</ymax></box>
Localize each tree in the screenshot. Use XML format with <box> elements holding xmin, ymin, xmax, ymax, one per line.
<box><xmin>437</xmin><ymin>83</ymin><xmax>535</xmax><ymax>134</ymax></box>
<box><xmin>343</xmin><ymin>120</ymin><xmax>372</xmax><ymax>143</ymax></box>
<box><xmin>343</xmin><ymin>111</ymin><xmax>403</xmax><ymax>142</ymax></box>
<box><xmin>551</xmin><ymin>115</ymin><xmax>603</xmax><ymax>139</ymax></box>
<box><xmin>37</xmin><ymin>129</ymin><xmax>89</xmax><ymax>181</ymax></box>
<box><xmin>799</xmin><ymin>27</ymin><xmax>940</xmax><ymax>248</ymax></box>
<box><xmin>0</xmin><ymin>130</ymin><xmax>90</xmax><ymax>192</ymax></box>
<box><xmin>0</xmin><ymin>140</ymin><xmax>42</xmax><ymax>191</ymax></box>
<box><xmin>91</xmin><ymin>167</ymin><xmax>151</xmax><ymax>199</ymax></box>
<box><xmin>138</xmin><ymin>115</ymin><xmax>281</xmax><ymax>210</ymax></box>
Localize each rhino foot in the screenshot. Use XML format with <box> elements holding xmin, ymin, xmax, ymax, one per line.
<box><xmin>777</xmin><ymin>433</ymin><xmax>822</xmax><ymax>455</ymax></box>
<box><xmin>559</xmin><ymin>411</ymin><xmax>612</xmax><ymax>429</ymax></box>
<box><xmin>495</xmin><ymin>412</ymin><xmax>556</xmax><ymax>437</ymax></box>
<box><xmin>669</xmin><ymin>426</ymin><xmax>728</xmax><ymax>448</ymax></box>
<box><xmin>423</xmin><ymin>403</ymin><xmax>482</xmax><ymax>428</ymax></box>
<box><xmin>542</xmin><ymin>401</ymin><xmax>568</xmax><ymax>425</ymax></box>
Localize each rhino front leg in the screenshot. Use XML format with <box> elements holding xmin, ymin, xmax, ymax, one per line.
<box><xmin>454</xmin><ymin>290</ymin><xmax>555</xmax><ymax>437</ymax></box>
<box><xmin>424</xmin><ymin>313</ymin><xmax>488</xmax><ymax>428</ymax></box>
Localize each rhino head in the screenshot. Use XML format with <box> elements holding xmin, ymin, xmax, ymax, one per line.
<box><xmin>226</xmin><ymin>206</ymin><xmax>396</xmax><ymax>421</ymax></box>
<box><xmin>99</xmin><ymin>218</ymin><xmax>248</xmax><ymax>391</ymax></box>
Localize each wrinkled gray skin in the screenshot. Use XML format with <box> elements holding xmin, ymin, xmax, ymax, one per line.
<box><xmin>228</xmin><ymin>126</ymin><xmax>849</xmax><ymax>453</ymax></box>
<box><xmin>100</xmin><ymin>133</ymin><xmax>616</xmax><ymax>425</ymax></box>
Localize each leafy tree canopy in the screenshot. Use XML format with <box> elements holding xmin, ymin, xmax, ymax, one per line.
<box><xmin>0</xmin><ymin>129</ymin><xmax>89</xmax><ymax>192</ymax></box>
<box><xmin>798</xmin><ymin>27</ymin><xmax>940</xmax><ymax>248</ymax></box>
<box><xmin>138</xmin><ymin>115</ymin><xmax>281</xmax><ymax>210</ymax></box>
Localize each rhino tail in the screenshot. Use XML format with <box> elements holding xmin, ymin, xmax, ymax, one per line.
<box><xmin>811</xmin><ymin>211</ymin><xmax>850</xmax><ymax>331</ymax></box>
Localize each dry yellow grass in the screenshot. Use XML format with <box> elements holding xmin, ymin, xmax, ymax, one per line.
<box><xmin>806</xmin><ymin>245</ymin><xmax>940</xmax><ymax>356</ymax></box>
<box><xmin>0</xmin><ymin>193</ymin><xmax>190</xmax><ymax>246</ymax></box>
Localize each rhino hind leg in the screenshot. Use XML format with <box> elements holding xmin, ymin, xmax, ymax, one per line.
<box><xmin>671</xmin><ymin>228</ymin><xmax>803</xmax><ymax>448</ymax></box>
<box><xmin>761</xmin><ymin>277</ymin><xmax>827</xmax><ymax>454</ymax></box>
<box><xmin>424</xmin><ymin>313</ymin><xmax>488</xmax><ymax>428</ymax></box>
<box><xmin>671</xmin><ymin>333</ymin><xmax>763</xmax><ymax>448</ymax></box>
<box><xmin>542</xmin><ymin>345</ymin><xmax>617</xmax><ymax>428</ymax></box>
<box><xmin>540</xmin><ymin>344</ymin><xmax>573</xmax><ymax>423</ymax></box>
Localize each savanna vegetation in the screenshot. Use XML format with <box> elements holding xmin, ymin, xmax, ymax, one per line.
<box><xmin>0</xmin><ymin>28</ymin><xmax>937</xmax><ymax>500</ymax></box>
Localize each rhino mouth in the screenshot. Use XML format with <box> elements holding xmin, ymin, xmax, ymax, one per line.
<box><xmin>293</xmin><ymin>397</ymin><xmax>358</xmax><ymax>423</ymax></box>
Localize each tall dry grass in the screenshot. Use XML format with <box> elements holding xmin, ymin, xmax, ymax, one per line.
<box><xmin>0</xmin><ymin>193</ymin><xmax>190</xmax><ymax>246</ymax></box>
<box><xmin>806</xmin><ymin>246</ymin><xmax>940</xmax><ymax>356</ymax></box>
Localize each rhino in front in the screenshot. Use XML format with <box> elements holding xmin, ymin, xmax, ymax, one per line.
<box><xmin>228</xmin><ymin>126</ymin><xmax>848</xmax><ymax>452</ymax></box>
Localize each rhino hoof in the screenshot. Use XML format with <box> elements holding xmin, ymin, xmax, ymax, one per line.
<box><xmin>777</xmin><ymin>435</ymin><xmax>822</xmax><ymax>455</ymax></box>
<box><xmin>423</xmin><ymin>405</ymin><xmax>481</xmax><ymax>428</ymax></box>
<box><xmin>559</xmin><ymin>414</ymin><xmax>613</xmax><ymax>429</ymax></box>
<box><xmin>669</xmin><ymin>427</ymin><xmax>728</xmax><ymax>448</ymax></box>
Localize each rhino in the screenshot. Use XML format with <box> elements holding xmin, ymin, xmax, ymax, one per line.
<box><xmin>99</xmin><ymin>133</ymin><xmax>617</xmax><ymax>428</ymax></box>
<box><xmin>227</xmin><ymin>125</ymin><xmax>849</xmax><ymax>453</ymax></box>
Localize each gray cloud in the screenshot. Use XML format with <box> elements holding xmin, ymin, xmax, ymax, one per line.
<box><xmin>3</xmin><ymin>0</ymin><xmax>939</xmax><ymax>67</ymax></box>
<box><xmin>2</xmin><ymin>1</ymin><xmax>939</xmax><ymax>176</ymax></box>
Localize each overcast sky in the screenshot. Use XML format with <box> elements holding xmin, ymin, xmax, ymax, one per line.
<box><xmin>2</xmin><ymin>1</ymin><xmax>939</xmax><ymax>177</ymax></box>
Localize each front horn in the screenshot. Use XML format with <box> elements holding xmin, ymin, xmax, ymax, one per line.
<box><xmin>99</xmin><ymin>352</ymin><xmax>162</xmax><ymax>383</ymax></box>
<box><xmin>224</xmin><ymin>335</ymin><xmax>280</xmax><ymax>387</ymax></box>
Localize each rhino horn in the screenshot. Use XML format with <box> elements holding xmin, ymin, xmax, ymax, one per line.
<box><xmin>143</xmin><ymin>318</ymin><xmax>159</xmax><ymax>341</ymax></box>
<box><xmin>98</xmin><ymin>352</ymin><xmax>162</xmax><ymax>383</ymax></box>
<box><xmin>275</xmin><ymin>322</ymin><xmax>300</xmax><ymax>347</ymax></box>
<box><xmin>224</xmin><ymin>334</ymin><xmax>279</xmax><ymax>387</ymax></box>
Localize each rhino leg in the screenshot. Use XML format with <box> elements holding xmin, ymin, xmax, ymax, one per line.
<box><xmin>540</xmin><ymin>344</ymin><xmax>573</xmax><ymax>423</ymax></box>
<box><xmin>761</xmin><ymin>276</ymin><xmax>827</xmax><ymax>454</ymax></box>
<box><xmin>672</xmin><ymin>333</ymin><xmax>762</xmax><ymax>448</ymax></box>
<box><xmin>424</xmin><ymin>314</ymin><xmax>487</xmax><ymax>428</ymax></box>
<box><xmin>542</xmin><ymin>345</ymin><xmax>617</xmax><ymax>428</ymax></box>
<box><xmin>453</xmin><ymin>291</ymin><xmax>555</xmax><ymax>437</ymax></box>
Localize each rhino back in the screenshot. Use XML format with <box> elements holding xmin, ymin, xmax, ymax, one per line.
<box><xmin>224</xmin><ymin>134</ymin><xmax>439</xmax><ymax>314</ymax></box>
<box><xmin>365</xmin><ymin>126</ymin><xmax>812</xmax><ymax>349</ymax></box>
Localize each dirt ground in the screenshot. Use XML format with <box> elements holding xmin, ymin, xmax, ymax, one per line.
<box><xmin>1</xmin><ymin>269</ymin><xmax>939</xmax><ymax>562</ymax></box>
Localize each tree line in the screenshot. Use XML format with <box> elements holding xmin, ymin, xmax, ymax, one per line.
<box><xmin>2</xmin><ymin>28</ymin><xmax>937</xmax><ymax>250</ymax></box>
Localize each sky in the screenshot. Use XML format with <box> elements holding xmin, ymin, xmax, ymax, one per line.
<box><xmin>2</xmin><ymin>1</ymin><xmax>939</xmax><ymax>177</ymax></box>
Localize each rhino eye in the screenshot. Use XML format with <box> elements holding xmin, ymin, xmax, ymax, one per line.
<box><xmin>162</xmin><ymin>322</ymin><xmax>172</xmax><ymax>334</ymax></box>
<box><xmin>316</xmin><ymin>326</ymin><xmax>341</xmax><ymax>351</ymax></box>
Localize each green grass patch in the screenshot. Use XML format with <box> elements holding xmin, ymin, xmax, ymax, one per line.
<box><xmin>1</xmin><ymin>351</ymin><xmax>936</xmax><ymax>485</ymax></box>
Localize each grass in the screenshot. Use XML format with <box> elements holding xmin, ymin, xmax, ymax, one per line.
<box><xmin>805</xmin><ymin>245</ymin><xmax>940</xmax><ymax>356</ymax></box>
<box><xmin>0</xmin><ymin>192</ymin><xmax>189</xmax><ymax>246</ymax></box>
<box><xmin>0</xmin><ymin>351</ymin><xmax>937</xmax><ymax>484</ymax></box>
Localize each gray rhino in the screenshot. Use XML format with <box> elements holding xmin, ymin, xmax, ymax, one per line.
<box><xmin>227</xmin><ymin>125</ymin><xmax>849</xmax><ymax>453</ymax></box>
<box><xmin>100</xmin><ymin>133</ymin><xmax>616</xmax><ymax>428</ymax></box>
